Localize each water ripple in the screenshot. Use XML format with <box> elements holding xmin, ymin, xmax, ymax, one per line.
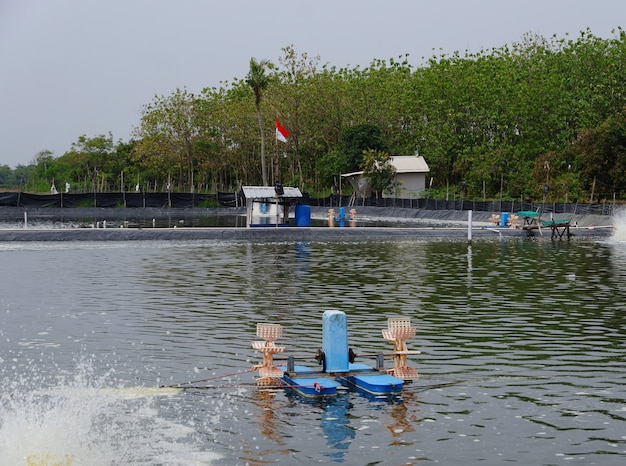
<box><xmin>1</xmin><ymin>238</ymin><xmax>625</xmax><ymax>464</ymax></box>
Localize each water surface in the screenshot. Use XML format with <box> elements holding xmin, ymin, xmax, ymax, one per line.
<box><xmin>1</xmin><ymin>234</ymin><xmax>625</xmax><ymax>464</ymax></box>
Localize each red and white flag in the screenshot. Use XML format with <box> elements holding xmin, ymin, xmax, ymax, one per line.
<box><xmin>276</xmin><ymin>117</ymin><xmax>289</xmax><ymax>143</ymax></box>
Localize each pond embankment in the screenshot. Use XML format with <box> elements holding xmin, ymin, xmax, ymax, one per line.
<box><xmin>0</xmin><ymin>206</ymin><xmax>614</xmax><ymax>242</ymax></box>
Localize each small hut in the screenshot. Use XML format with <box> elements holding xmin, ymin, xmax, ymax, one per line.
<box><xmin>241</xmin><ymin>185</ymin><xmax>303</xmax><ymax>227</ymax></box>
<box><xmin>341</xmin><ymin>155</ymin><xmax>430</xmax><ymax>203</ymax></box>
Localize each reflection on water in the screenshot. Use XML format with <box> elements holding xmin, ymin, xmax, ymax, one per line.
<box><xmin>0</xmin><ymin>234</ymin><xmax>625</xmax><ymax>464</ymax></box>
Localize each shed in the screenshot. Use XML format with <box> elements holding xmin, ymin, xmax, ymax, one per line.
<box><xmin>241</xmin><ymin>185</ymin><xmax>303</xmax><ymax>227</ymax></box>
<box><xmin>341</xmin><ymin>155</ymin><xmax>430</xmax><ymax>200</ymax></box>
<box><xmin>387</xmin><ymin>155</ymin><xmax>430</xmax><ymax>198</ymax></box>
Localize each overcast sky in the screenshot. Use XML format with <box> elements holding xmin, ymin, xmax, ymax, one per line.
<box><xmin>0</xmin><ymin>0</ymin><xmax>624</xmax><ymax>168</ymax></box>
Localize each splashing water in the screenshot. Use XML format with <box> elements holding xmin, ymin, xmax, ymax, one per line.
<box><xmin>612</xmin><ymin>208</ymin><xmax>626</xmax><ymax>242</ymax></box>
<box><xmin>0</xmin><ymin>361</ymin><xmax>218</xmax><ymax>465</ymax></box>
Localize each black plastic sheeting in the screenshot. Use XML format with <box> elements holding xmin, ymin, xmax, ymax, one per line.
<box><xmin>0</xmin><ymin>190</ymin><xmax>618</xmax><ymax>217</ymax></box>
<box><xmin>328</xmin><ymin>197</ymin><xmax>618</xmax><ymax>217</ymax></box>
<box><xmin>0</xmin><ymin>191</ymin><xmax>243</xmax><ymax>208</ymax></box>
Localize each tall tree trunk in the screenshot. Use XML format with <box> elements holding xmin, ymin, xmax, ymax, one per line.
<box><xmin>256</xmin><ymin>102</ymin><xmax>267</xmax><ymax>186</ymax></box>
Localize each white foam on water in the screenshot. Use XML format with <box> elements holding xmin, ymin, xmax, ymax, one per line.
<box><xmin>611</xmin><ymin>208</ymin><xmax>626</xmax><ymax>242</ymax></box>
<box><xmin>0</xmin><ymin>362</ymin><xmax>219</xmax><ymax>465</ymax></box>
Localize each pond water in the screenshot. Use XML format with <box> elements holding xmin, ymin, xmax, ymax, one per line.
<box><xmin>1</xmin><ymin>223</ymin><xmax>625</xmax><ymax>464</ymax></box>
<box><xmin>0</xmin><ymin>213</ymin><xmax>417</xmax><ymax>230</ymax></box>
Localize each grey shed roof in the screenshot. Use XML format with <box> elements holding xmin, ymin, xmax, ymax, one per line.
<box><xmin>389</xmin><ymin>155</ymin><xmax>429</xmax><ymax>173</ymax></box>
<box><xmin>241</xmin><ymin>186</ymin><xmax>303</xmax><ymax>199</ymax></box>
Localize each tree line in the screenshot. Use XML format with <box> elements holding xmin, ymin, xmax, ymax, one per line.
<box><xmin>2</xmin><ymin>28</ymin><xmax>626</xmax><ymax>203</ymax></box>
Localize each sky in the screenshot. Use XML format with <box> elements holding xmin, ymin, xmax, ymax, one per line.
<box><xmin>0</xmin><ymin>0</ymin><xmax>624</xmax><ymax>168</ymax></box>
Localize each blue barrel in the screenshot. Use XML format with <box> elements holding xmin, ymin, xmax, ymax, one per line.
<box><xmin>322</xmin><ymin>310</ymin><xmax>349</xmax><ymax>372</ymax></box>
<box><xmin>295</xmin><ymin>204</ymin><xmax>311</xmax><ymax>227</ymax></box>
<box><xmin>501</xmin><ymin>212</ymin><xmax>509</xmax><ymax>226</ymax></box>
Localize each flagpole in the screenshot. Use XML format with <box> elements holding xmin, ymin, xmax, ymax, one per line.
<box><xmin>274</xmin><ymin>117</ymin><xmax>289</xmax><ymax>184</ymax></box>
<box><xmin>273</xmin><ymin>117</ymin><xmax>277</xmax><ymax>184</ymax></box>
<box><xmin>274</xmin><ymin>116</ymin><xmax>279</xmax><ymax>184</ymax></box>
<box><xmin>274</xmin><ymin>117</ymin><xmax>278</xmax><ymax>226</ymax></box>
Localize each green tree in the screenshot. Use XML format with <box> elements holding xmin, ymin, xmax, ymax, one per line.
<box><xmin>361</xmin><ymin>149</ymin><xmax>397</xmax><ymax>197</ymax></box>
<box><xmin>573</xmin><ymin>112</ymin><xmax>626</xmax><ymax>199</ymax></box>
<box><xmin>12</xmin><ymin>164</ymin><xmax>35</xmax><ymax>190</ymax></box>
<box><xmin>338</xmin><ymin>123</ymin><xmax>387</xmax><ymax>172</ymax></box>
<box><xmin>26</xmin><ymin>150</ymin><xmax>55</xmax><ymax>191</ymax></box>
<box><xmin>19</xmin><ymin>30</ymin><xmax>626</xmax><ymax>200</ymax></box>
<box><xmin>296</xmin><ymin>64</ymin><xmax>353</xmax><ymax>191</ymax></box>
<box><xmin>65</xmin><ymin>133</ymin><xmax>115</xmax><ymax>192</ymax></box>
<box><xmin>246</xmin><ymin>57</ymin><xmax>274</xmax><ymax>186</ymax></box>
<box><xmin>273</xmin><ymin>44</ymin><xmax>321</xmax><ymax>186</ymax></box>
<box><xmin>0</xmin><ymin>165</ymin><xmax>11</xmax><ymax>187</ymax></box>
<box><xmin>133</xmin><ymin>88</ymin><xmax>202</xmax><ymax>191</ymax></box>
<box><xmin>200</xmin><ymin>78</ymin><xmax>264</xmax><ymax>190</ymax></box>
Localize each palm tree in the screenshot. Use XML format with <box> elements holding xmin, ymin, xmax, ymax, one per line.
<box><xmin>246</xmin><ymin>57</ymin><xmax>273</xmax><ymax>186</ymax></box>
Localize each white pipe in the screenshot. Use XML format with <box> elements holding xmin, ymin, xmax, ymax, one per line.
<box><xmin>468</xmin><ymin>210</ymin><xmax>473</xmax><ymax>243</ymax></box>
